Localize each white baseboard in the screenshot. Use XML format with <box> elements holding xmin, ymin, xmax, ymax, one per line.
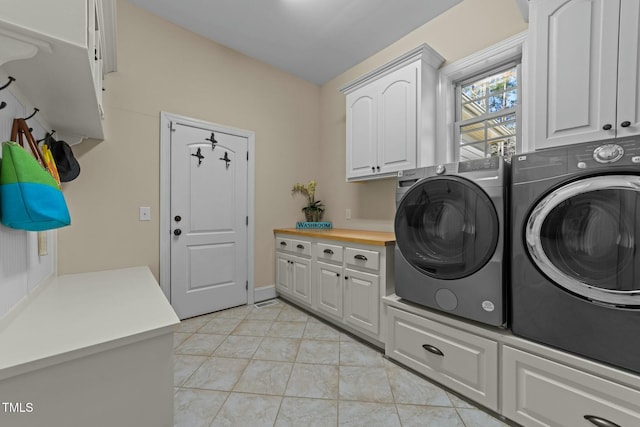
<box><xmin>254</xmin><ymin>285</ymin><xmax>277</xmax><ymax>303</ymax></box>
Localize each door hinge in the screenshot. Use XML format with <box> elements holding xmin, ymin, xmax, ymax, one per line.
<box><xmin>169</xmin><ymin>121</ymin><xmax>176</xmax><ymax>132</ymax></box>
<box><xmin>246</xmin><ymin>280</ymin><xmax>248</xmax><ymax>290</ymax></box>
<box><xmin>246</xmin><ymin>152</ymin><xmax>249</xmax><ymax>161</ymax></box>
<box><xmin>246</xmin><ymin>216</ymin><xmax>248</xmax><ymax>226</ymax></box>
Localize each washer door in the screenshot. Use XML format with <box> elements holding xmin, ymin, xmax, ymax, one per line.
<box><xmin>394</xmin><ymin>176</ymin><xmax>499</xmax><ymax>280</ymax></box>
<box><xmin>526</xmin><ymin>175</ymin><xmax>640</xmax><ymax>307</ymax></box>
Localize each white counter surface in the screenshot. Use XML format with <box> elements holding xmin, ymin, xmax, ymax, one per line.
<box><xmin>0</xmin><ymin>266</ymin><xmax>180</xmax><ymax>381</ymax></box>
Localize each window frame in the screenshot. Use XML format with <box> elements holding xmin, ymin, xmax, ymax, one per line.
<box><xmin>454</xmin><ymin>61</ymin><xmax>522</xmax><ymax>161</ymax></box>
<box><xmin>435</xmin><ymin>31</ymin><xmax>528</xmax><ymax>163</ymax></box>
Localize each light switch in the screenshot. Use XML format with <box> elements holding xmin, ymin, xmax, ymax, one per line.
<box><xmin>139</xmin><ymin>207</ymin><xmax>151</xmax><ymax>221</ymax></box>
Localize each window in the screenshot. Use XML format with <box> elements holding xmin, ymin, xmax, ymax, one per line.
<box><xmin>435</xmin><ymin>31</ymin><xmax>526</xmax><ymax>163</ymax></box>
<box><xmin>455</xmin><ymin>63</ymin><xmax>521</xmax><ymax>161</ymax></box>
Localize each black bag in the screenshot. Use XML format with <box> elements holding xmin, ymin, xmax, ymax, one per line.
<box><xmin>44</xmin><ymin>134</ymin><xmax>80</xmax><ymax>182</ymax></box>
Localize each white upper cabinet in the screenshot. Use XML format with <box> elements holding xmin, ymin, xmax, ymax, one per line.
<box><xmin>341</xmin><ymin>44</ymin><xmax>444</xmax><ymax>181</ymax></box>
<box><xmin>0</xmin><ymin>0</ymin><xmax>116</xmax><ymax>142</ymax></box>
<box><xmin>530</xmin><ymin>0</ymin><xmax>640</xmax><ymax>149</ymax></box>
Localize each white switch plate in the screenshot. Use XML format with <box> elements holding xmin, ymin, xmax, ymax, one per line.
<box><xmin>139</xmin><ymin>207</ymin><xmax>151</xmax><ymax>221</ymax></box>
<box><xmin>345</xmin><ymin>208</ymin><xmax>351</xmax><ymax>220</ymax></box>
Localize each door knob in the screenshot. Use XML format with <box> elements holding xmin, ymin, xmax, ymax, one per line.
<box><xmin>173</xmin><ymin>229</ymin><xmax>182</xmax><ymax>236</ymax></box>
<box><xmin>621</xmin><ymin>121</ymin><xmax>631</xmax><ymax>127</ymax></box>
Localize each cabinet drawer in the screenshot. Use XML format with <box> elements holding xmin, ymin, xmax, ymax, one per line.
<box><xmin>290</xmin><ymin>239</ymin><xmax>311</xmax><ymax>256</ymax></box>
<box><xmin>503</xmin><ymin>346</ymin><xmax>640</xmax><ymax>427</ymax></box>
<box><xmin>275</xmin><ymin>237</ymin><xmax>311</xmax><ymax>256</ymax></box>
<box><xmin>345</xmin><ymin>247</ymin><xmax>379</xmax><ymax>271</ymax></box>
<box><xmin>386</xmin><ymin>306</ymin><xmax>498</xmax><ymax>411</ymax></box>
<box><xmin>275</xmin><ymin>237</ymin><xmax>292</xmax><ymax>251</ymax></box>
<box><xmin>317</xmin><ymin>243</ymin><xmax>343</xmax><ymax>263</ymax></box>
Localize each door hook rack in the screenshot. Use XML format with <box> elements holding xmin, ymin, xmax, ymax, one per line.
<box><xmin>24</xmin><ymin>107</ymin><xmax>39</xmax><ymax>120</ymax></box>
<box><xmin>0</xmin><ymin>76</ymin><xmax>15</xmax><ymax>91</ymax></box>
<box><xmin>220</xmin><ymin>151</ymin><xmax>231</xmax><ymax>169</ymax></box>
<box><xmin>205</xmin><ymin>132</ymin><xmax>218</xmax><ymax>150</ymax></box>
<box><xmin>191</xmin><ymin>147</ymin><xmax>205</xmax><ymax>165</ymax></box>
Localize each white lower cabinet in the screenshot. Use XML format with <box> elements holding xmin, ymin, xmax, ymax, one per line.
<box><xmin>316</xmin><ymin>261</ymin><xmax>343</xmax><ymax>321</ymax></box>
<box><xmin>502</xmin><ymin>346</ymin><xmax>640</xmax><ymax>427</ymax></box>
<box><xmin>274</xmin><ymin>231</ymin><xmax>394</xmax><ymax>346</ymax></box>
<box><xmin>386</xmin><ymin>306</ymin><xmax>499</xmax><ymax>411</ymax></box>
<box><xmin>383</xmin><ymin>296</ymin><xmax>640</xmax><ymax>426</ymax></box>
<box><xmin>275</xmin><ymin>242</ymin><xmax>312</xmax><ymax>307</ymax></box>
<box><xmin>344</xmin><ymin>268</ymin><xmax>379</xmax><ymax>336</ymax></box>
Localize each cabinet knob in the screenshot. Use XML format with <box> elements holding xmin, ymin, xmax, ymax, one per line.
<box><xmin>344</xmin><ymin>276</ymin><xmax>349</xmax><ymax>280</ymax></box>
<box><xmin>371</xmin><ymin>166</ymin><xmax>375</xmax><ymax>172</ymax></box>
<box><xmin>336</xmin><ymin>273</ymin><xmax>340</xmax><ymax>277</ymax></box>
<box><xmin>602</xmin><ymin>124</ymin><xmax>612</xmax><ymax>130</ymax></box>
<box><xmin>174</xmin><ymin>215</ymin><xmax>182</xmax><ymax>222</ymax></box>
<box><xmin>583</xmin><ymin>415</ymin><xmax>621</xmax><ymax>427</ymax></box>
<box><xmin>376</xmin><ymin>166</ymin><xmax>380</xmax><ymax>171</ymax></box>
<box><xmin>621</xmin><ymin>121</ymin><xmax>631</xmax><ymax>128</ymax></box>
<box><xmin>173</xmin><ymin>229</ymin><xmax>182</xmax><ymax>236</ymax></box>
<box><xmin>422</xmin><ymin>344</ymin><xmax>444</xmax><ymax>357</ymax></box>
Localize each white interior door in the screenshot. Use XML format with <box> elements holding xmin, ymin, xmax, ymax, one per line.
<box><xmin>170</xmin><ymin>122</ymin><xmax>248</xmax><ymax>319</ymax></box>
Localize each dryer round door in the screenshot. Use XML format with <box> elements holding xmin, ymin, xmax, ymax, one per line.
<box><xmin>526</xmin><ymin>175</ymin><xmax>640</xmax><ymax>307</ymax></box>
<box><xmin>394</xmin><ymin>175</ymin><xmax>499</xmax><ymax>280</ymax></box>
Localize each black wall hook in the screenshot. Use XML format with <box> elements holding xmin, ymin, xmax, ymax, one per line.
<box><xmin>219</xmin><ymin>151</ymin><xmax>231</xmax><ymax>169</ymax></box>
<box><xmin>191</xmin><ymin>147</ymin><xmax>205</xmax><ymax>165</ymax></box>
<box><xmin>0</xmin><ymin>101</ymin><xmax>6</xmax><ymax>110</ymax></box>
<box><xmin>24</xmin><ymin>107</ymin><xmax>39</xmax><ymax>120</ymax></box>
<box><xmin>205</xmin><ymin>132</ymin><xmax>218</xmax><ymax>150</ymax></box>
<box><xmin>0</xmin><ymin>76</ymin><xmax>15</xmax><ymax>91</ymax></box>
<box><xmin>37</xmin><ymin>130</ymin><xmax>56</xmax><ymax>143</ymax></box>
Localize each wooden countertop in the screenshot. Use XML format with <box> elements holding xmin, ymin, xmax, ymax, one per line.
<box><xmin>274</xmin><ymin>228</ymin><xmax>395</xmax><ymax>246</ymax></box>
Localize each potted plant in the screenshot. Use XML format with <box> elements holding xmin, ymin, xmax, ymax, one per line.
<box><xmin>292</xmin><ymin>180</ymin><xmax>325</xmax><ymax>222</ymax></box>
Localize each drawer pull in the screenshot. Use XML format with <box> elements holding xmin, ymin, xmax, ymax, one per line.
<box><xmin>584</xmin><ymin>415</ymin><xmax>620</xmax><ymax>427</ymax></box>
<box><xmin>296</xmin><ymin>244</ymin><xmax>304</xmax><ymax>249</ymax></box>
<box><xmin>354</xmin><ymin>254</ymin><xmax>368</xmax><ymax>261</ymax></box>
<box><xmin>280</xmin><ymin>241</ymin><xmax>287</xmax><ymax>246</ymax></box>
<box><xmin>422</xmin><ymin>344</ymin><xmax>444</xmax><ymax>357</ymax></box>
<box><xmin>323</xmin><ymin>249</ymin><xmax>334</xmax><ymax>255</ymax></box>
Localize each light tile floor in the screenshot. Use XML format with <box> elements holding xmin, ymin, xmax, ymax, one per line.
<box><xmin>173</xmin><ymin>298</ymin><xmax>512</xmax><ymax>427</ymax></box>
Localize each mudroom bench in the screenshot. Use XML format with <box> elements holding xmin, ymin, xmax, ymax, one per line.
<box><xmin>0</xmin><ymin>266</ymin><xmax>179</xmax><ymax>427</ymax></box>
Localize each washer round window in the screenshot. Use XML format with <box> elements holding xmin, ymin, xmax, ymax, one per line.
<box><xmin>394</xmin><ymin>176</ymin><xmax>499</xmax><ymax>280</ymax></box>
<box><xmin>526</xmin><ymin>175</ymin><xmax>640</xmax><ymax>306</ymax></box>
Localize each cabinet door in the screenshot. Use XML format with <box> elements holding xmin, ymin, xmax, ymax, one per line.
<box><xmin>503</xmin><ymin>346</ymin><xmax>640</xmax><ymax>427</ymax></box>
<box><xmin>346</xmin><ymin>86</ymin><xmax>377</xmax><ymax>179</ymax></box>
<box><xmin>616</xmin><ymin>0</ymin><xmax>640</xmax><ymax>137</ymax></box>
<box><xmin>291</xmin><ymin>255</ymin><xmax>311</xmax><ymax>305</ymax></box>
<box><xmin>531</xmin><ymin>0</ymin><xmax>620</xmax><ymax>148</ymax></box>
<box><xmin>344</xmin><ymin>268</ymin><xmax>379</xmax><ymax>336</ymax></box>
<box><xmin>316</xmin><ymin>261</ymin><xmax>343</xmax><ymax>321</ymax></box>
<box><xmin>275</xmin><ymin>253</ymin><xmax>291</xmax><ymax>296</ymax></box>
<box><xmin>377</xmin><ymin>62</ymin><xmax>418</xmax><ymax>174</ymax></box>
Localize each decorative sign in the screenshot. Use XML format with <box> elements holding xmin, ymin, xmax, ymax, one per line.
<box><xmin>295</xmin><ymin>221</ymin><xmax>332</xmax><ymax>229</ymax></box>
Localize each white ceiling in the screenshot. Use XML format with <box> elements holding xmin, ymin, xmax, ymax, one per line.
<box><xmin>127</xmin><ymin>0</ymin><xmax>463</xmax><ymax>85</ymax></box>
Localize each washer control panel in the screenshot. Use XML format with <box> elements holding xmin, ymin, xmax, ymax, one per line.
<box><xmin>593</xmin><ymin>144</ymin><xmax>624</xmax><ymax>163</ymax></box>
